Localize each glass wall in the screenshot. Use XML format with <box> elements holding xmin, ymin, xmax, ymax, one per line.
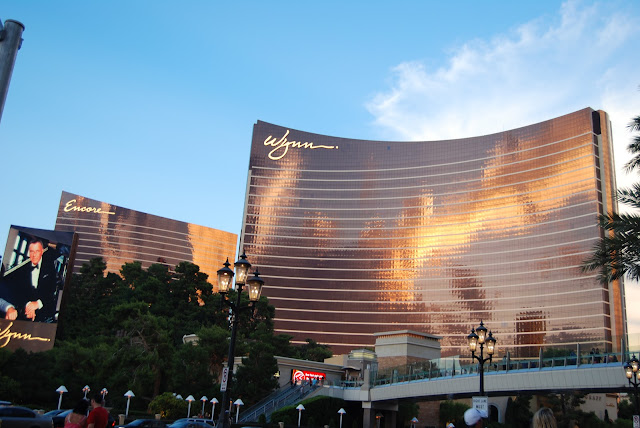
<box><xmin>55</xmin><ymin>191</ymin><xmax>237</xmax><ymax>283</ymax></box>
<box><xmin>242</xmin><ymin>109</ymin><xmax>625</xmax><ymax>356</ymax></box>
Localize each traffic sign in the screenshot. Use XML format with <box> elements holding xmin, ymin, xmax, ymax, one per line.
<box><xmin>220</xmin><ymin>367</ymin><xmax>229</xmax><ymax>392</ymax></box>
<box><xmin>472</xmin><ymin>396</ymin><xmax>488</xmax><ymax>414</ymax></box>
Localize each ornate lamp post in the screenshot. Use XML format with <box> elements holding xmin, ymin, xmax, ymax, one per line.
<box><xmin>468</xmin><ymin>321</ymin><xmax>497</xmax><ymax>395</ymax></box>
<box><xmin>623</xmin><ymin>354</ymin><xmax>640</xmax><ymax>414</ymax></box>
<box><xmin>216</xmin><ymin>252</ymin><xmax>264</xmax><ymax>428</ymax></box>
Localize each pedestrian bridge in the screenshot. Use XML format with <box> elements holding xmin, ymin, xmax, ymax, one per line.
<box><xmin>318</xmin><ymin>355</ymin><xmax>631</xmax><ymax>403</ymax></box>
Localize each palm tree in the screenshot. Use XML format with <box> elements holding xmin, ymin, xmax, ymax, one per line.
<box><xmin>583</xmin><ymin>115</ymin><xmax>640</xmax><ymax>282</ymax></box>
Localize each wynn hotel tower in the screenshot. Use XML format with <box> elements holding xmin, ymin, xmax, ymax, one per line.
<box><xmin>241</xmin><ymin>108</ymin><xmax>626</xmax><ymax>357</ymax></box>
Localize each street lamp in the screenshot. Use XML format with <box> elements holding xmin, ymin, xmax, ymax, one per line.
<box><xmin>124</xmin><ymin>391</ymin><xmax>135</xmax><ymax>418</ymax></box>
<box><xmin>200</xmin><ymin>396</ymin><xmax>208</xmax><ymax>417</ymax></box>
<box><xmin>101</xmin><ymin>388</ymin><xmax>108</xmax><ymax>402</ymax></box>
<box><xmin>210</xmin><ymin>398</ymin><xmax>219</xmax><ymax>422</ymax></box>
<box><xmin>186</xmin><ymin>395</ymin><xmax>195</xmax><ymax>417</ymax></box>
<box><xmin>296</xmin><ymin>404</ymin><xmax>305</xmax><ymax>427</ymax></box>
<box><xmin>468</xmin><ymin>320</ymin><xmax>497</xmax><ymax>396</ymax></box>
<box><xmin>56</xmin><ymin>386</ymin><xmax>67</xmax><ymax>410</ymax></box>
<box><xmin>216</xmin><ymin>252</ymin><xmax>264</xmax><ymax>428</ymax></box>
<box><xmin>82</xmin><ymin>385</ymin><xmax>90</xmax><ymax>399</ymax></box>
<box><xmin>234</xmin><ymin>399</ymin><xmax>244</xmax><ymax>423</ymax></box>
<box><xmin>337</xmin><ymin>408</ymin><xmax>346</xmax><ymax>428</ymax></box>
<box><xmin>624</xmin><ymin>354</ymin><xmax>640</xmax><ymax>414</ymax></box>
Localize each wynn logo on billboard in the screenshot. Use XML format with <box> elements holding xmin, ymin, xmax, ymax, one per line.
<box><xmin>0</xmin><ymin>226</ymin><xmax>77</xmax><ymax>352</ymax></box>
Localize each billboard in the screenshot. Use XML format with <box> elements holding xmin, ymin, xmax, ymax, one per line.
<box><xmin>0</xmin><ymin>226</ymin><xmax>77</xmax><ymax>351</ymax></box>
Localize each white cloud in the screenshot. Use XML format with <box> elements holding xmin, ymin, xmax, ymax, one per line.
<box><xmin>367</xmin><ymin>0</ymin><xmax>640</xmax><ymax>333</ymax></box>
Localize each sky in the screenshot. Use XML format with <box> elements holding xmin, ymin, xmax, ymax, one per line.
<box><xmin>2</xmin><ymin>0</ymin><xmax>640</xmax><ymax>337</ymax></box>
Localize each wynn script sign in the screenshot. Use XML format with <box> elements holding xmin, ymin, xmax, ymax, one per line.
<box><xmin>0</xmin><ymin>319</ymin><xmax>56</xmax><ymax>352</ymax></box>
<box><xmin>264</xmin><ymin>130</ymin><xmax>339</xmax><ymax>160</ymax></box>
<box><xmin>64</xmin><ymin>199</ymin><xmax>115</xmax><ymax>215</ymax></box>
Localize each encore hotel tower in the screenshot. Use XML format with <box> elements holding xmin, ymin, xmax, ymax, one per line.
<box><xmin>55</xmin><ymin>191</ymin><xmax>237</xmax><ymax>279</ymax></box>
<box><xmin>241</xmin><ymin>108</ymin><xmax>626</xmax><ymax>357</ymax></box>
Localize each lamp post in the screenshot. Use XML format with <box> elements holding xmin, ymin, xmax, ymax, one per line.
<box><xmin>56</xmin><ymin>386</ymin><xmax>67</xmax><ymax>410</ymax></box>
<box><xmin>186</xmin><ymin>395</ymin><xmax>195</xmax><ymax>417</ymax></box>
<box><xmin>296</xmin><ymin>404</ymin><xmax>305</xmax><ymax>427</ymax></box>
<box><xmin>623</xmin><ymin>354</ymin><xmax>640</xmax><ymax>415</ymax></box>
<box><xmin>200</xmin><ymin>396</ymin><xmax>208</xmax><ymax>417</ymax></box>
<box><xmin>467</xmin><ymin>320</ymin><xmax>497</xmax><ymax>396</ymax></box>
<box><xmin>337</xmin><ymin>408</ymin><xmax>346</xmax><ymax>428</ymax></box>
<box><xmin>216</xmin><ymin>252</ymin><xmax>264</xmax><ymax>428</ymax></box>
<box><xmin>124</xmin><ymin>391</ymin><xmax>135</xmax><ymax>418</ymax></box>
<box><xmin>82</xmin><ymin>385</ymin><xmax>90</xmax><ymax>399</ymax></box>
<box><xmin>234</xmin><ymin>399</ymin><xmax>244</xmax><ymax>423</ymax></box>
<box><xmin>210</xmin><ymin>398</ymin><xmax>218</xmax><ymax>422</ymax></box>
<box><xmin>101</xmin><ymin>388</ymin><xmax>108</xmax><ymax>402</ymax></box>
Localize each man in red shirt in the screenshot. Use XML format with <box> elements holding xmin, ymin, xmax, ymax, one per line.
<box><xmin>87</xmin><ymin>393</ymin><xmax>109</xmax><ymax>428</ymax></box>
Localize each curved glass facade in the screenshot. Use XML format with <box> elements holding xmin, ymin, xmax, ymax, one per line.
<box><xmin>54</xmin><ymin>191</ymin><xmax>237</xmax><ymax>281</ymax></box>
<box><xmin>242</xmin><ymin>109</ymin><xmax>626</xmax><ymax>356</ymax></box>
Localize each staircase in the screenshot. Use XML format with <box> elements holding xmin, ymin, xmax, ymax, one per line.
<box><xmin>238</xmin><ymin>383</ymin><xmax>320</xmax><ymax>423</ymax></box>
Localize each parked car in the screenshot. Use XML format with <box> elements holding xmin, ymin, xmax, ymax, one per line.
<box><xmin>170</xmin><ymin>419</ymin><xmax>213</xmax><ymax>427</ymax></box>
<box><xmin>166</xmin><ymin>420</ymin><xmax>212</xmax><ymax>428</ymax></box>
<box><xmin>43</xmin><ymin>410</ymin><xmax>67</xmax><ymax>419</ymax></box>
<box><xmin>117</xmin><ymin>419</ymin><xmax>167</xmax><ymax>428</ymax></box>
<box><xmin>0</xmin><ymin>406</ymin><xmax>54</xmax><ymax>428</ymax></box>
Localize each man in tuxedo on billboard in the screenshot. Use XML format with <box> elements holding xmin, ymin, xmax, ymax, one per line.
<box><xmin>12</xmin><ymin>239</ymin><xmax>59</xmax><ymax>322</ymax></box>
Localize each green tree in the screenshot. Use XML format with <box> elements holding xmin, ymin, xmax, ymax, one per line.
<box><xmin>503</xmin><ymin>395</ymin><xmax>532</xmax><ymax>428</ymax></box>
<box><xmin>439</xmin><ymin>400</ymin><xmax>469</xmax><ymax>428</ymax></box>
<box><xmin>584</xmin><ymin>114</ymin><xmax>640</xmax><ymax>282</ymax></box>
<box><xmin>148</xmin><ymin>392</ymin><xmax>189</xmax><ymax>419</ymax></box>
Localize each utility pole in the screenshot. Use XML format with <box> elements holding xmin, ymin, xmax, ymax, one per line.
<box><xmin>0</xmin><ymin>19</ymin><xmax>25</xmax><ymax>125</ymax></box>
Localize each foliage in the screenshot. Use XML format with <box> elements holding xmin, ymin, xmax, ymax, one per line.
<box><xmin>270</xmin><ymin>396</ymin><xmax>360</xmax><ymax>428</ymax></box>
<box><xmin>583</xmin><ymin>114</ymin><xmax>640</xmax><ymax>282</ymax></box>
<box><xmin>148</xmin><ymin>392</ymin><xmax>189</xmax><ymax>420</ymax></box>
<box><xmin>617</xmin><ymin>396</ymin><xmax>636</xmax><ymax>420</ymax></box>
<box><xmin>503</xmin><ymin>394</ymin><xmax>532</xmax><ymax>428</ymax></box>
<box><xmin>0</xmin><ymin>257</ymin><xmax>307</xmax><ymax>411</ymax></box>
<box><xmin>439</xmin><ymin>400</ymin><xmax>470</xmax><ymax>428</ymax></box>
<box><xmin>397</xmin><ymin>400</ymin><xmax>419</xmax><ymax>428</ymax></box>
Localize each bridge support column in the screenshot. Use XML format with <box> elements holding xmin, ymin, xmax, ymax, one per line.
<box><xmin>362</xmin><ymin>401</ymin><xmax>398</xmax><ymax>428</ymax></box>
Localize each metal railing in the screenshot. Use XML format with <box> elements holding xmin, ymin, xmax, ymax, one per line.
<box><xmin>239</xmin><ymin>383</ymin><xmax>320</xmax><ymax>423</ymax></box>
<box><xmin>330</xmin><ymin>347</ymin><xmax>635</xmax><ymax>388</ymax></box>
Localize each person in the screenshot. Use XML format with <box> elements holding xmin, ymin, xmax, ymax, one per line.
<box><xmin>65</xmin><ymin>399</ymin><xmax>90</xmax><ymax>428</ymax></box>
<box><xmin>87</xmin><ymin>394</ymin><xmax>109</xmax><ymax>428</ymax></box>
<box><xmin>532</xmin><ymin>407</ymin><xmax>557</xmax><ymax>428</ymax></box>
<box><xmin>0</xmin><ymin>297</ymin><xmax>17</xmax><ymax>320</ymax></box>
<box><xmin>8</xmin><ymin>239</ymin><xmax>60</xmax><ymax>322</ymax></box>
<box><xmin>463</xmin><ymin>408</ymin><xmax>487</xmax><ymax>428</ymax></box>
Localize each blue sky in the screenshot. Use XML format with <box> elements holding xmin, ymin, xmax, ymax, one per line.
<box><xmin>2</xmin><ymin>0</ymin><xmax>640</xmax><ymax>334</ymax></box>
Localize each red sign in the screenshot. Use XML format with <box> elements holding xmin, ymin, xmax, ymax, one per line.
<box><xmin>292</xmin><ymin>369</ymin><xmax>325</xmax><ymax>381</ymax></box>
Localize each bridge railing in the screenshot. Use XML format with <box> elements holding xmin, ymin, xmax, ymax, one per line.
<box><xmin>365</xmin><ymin>347</ymin><xmax>639</xmax><ymax>388</ymax></box>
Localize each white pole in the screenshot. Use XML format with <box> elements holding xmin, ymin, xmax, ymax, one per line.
<box><xmin>57</xmin><ymin>393</ymin><xmax>63</xmax><ymax>410</ymax></box>
<box><xmin>298</xmin><ymin>410</ymin><xmax>302</xmax><ymax>427</ymax></box>
<box><xmin>236</xmin><ymin>405</ymin><xmax>240</xmax><ymax>423</ymax></box>
<box><xmin>126</xmin><ymin>397</ymin><xmax>131</xmax><ymax>418</ymax></box>
<box><xmin>187</xmin><ymin>401</ymin><xmax>192</xmax><ymax>417</ymax></box>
